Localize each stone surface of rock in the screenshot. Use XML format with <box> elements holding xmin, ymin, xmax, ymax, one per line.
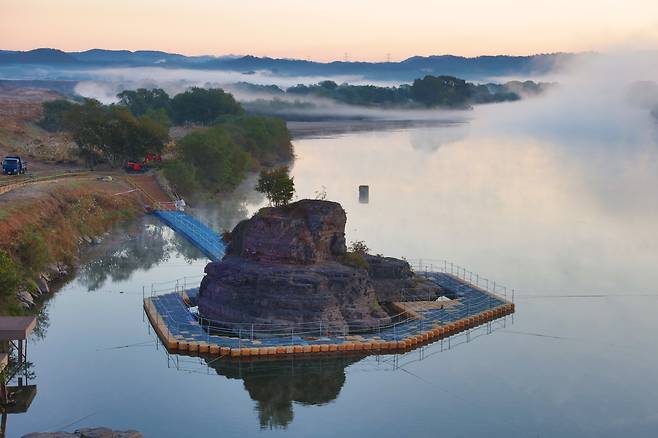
<box><xmin>226</xmin><ymin>199</ymin><xmax>347</xmax><ymax>264</ymax></box>
<box><xmin>365</xmin><ymin>255</ymin><xmax>443</xmax><ymax>302</ymax></box>
<box><xmin>198</xmin><ymin>200</ymin><xmax>444</xmax><ymax>332</ymax></box>
<box><xmin>36</xmin><ymin>275</ymin><xmax>50</xmax><ymax>295</ymax></box>
<box><xmin>365</xmin><ymin>255</ymin><xmax>413</xmax><ymax>279</ymax></box>
<box><xmin>199</xmin><ymin>200</ymin><xmax>393</xmax><ymax>331</ymax></box>
<box><xmin>17</xmin><ymin>290</ymin><xmax>34</xmax><ymax>308</ymax></box>
<box><xmin>200</xmin><ymin>257</ymin><xmax>383</xmax><ymax>331</ymax></box>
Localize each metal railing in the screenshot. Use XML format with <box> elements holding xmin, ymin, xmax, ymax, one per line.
<box><xmin>154</xmin><ymin>201</ymin><xmax>177</xmax><ymax>211</ymax></box>
<box><xmin>144</xmin><ymin>260</ymin><xmax>515</xmax><ymax>344</ymax></box>
<box><xmin>152</xmin><ymin>314</ymin><xmax>514</xmax><ymax>375</ymax></box>
<box><xmin>148</xmin><ymin>275</ymin><xmax>205</xmax><ymax>296</ymax></box>
<box><xmin>406</xmin><ymin>259</ymin><xmax>515</xmax><ymax>303</ymax></box>
<box><xmin>153</xmin><ymin>211</ymin><xmax>224</xmax><ymax>261</ymax></box>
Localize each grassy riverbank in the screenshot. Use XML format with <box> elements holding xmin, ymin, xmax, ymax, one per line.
<box><xmin>40</xmin><ymin>87</ymin><xmax>293</xmax><ymax>197</ymax></box>
<box><xmin>0</xmin><ymin>177</ymin><xmax>142</xmax><ymax>315</ymax></box>
<box><xmin>0</xmin><ymin>85</ymin><xmax>294</xmax><ymax>315</ymax></box>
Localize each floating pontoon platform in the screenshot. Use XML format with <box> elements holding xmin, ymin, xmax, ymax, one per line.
<box><xmin>144</xmin><ymin>272</ymin><xmax>515</xmax><ymax>358</ymax></box>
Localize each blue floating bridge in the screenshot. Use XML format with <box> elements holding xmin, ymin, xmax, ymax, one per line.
<box><xmin>153</xmin><ymin>210</ymin><xmax>225</xmax><ymax>261</ymax></box>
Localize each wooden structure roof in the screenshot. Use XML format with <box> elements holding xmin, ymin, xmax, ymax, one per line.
<box><xmin>0</xmin><ymin>316</ymin><xmax>36</xmax><ymax>341</ymax></box>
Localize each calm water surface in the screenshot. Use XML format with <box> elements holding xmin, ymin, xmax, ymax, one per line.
<box><xmin>10</xmin><ymin>107</ymin><xmax>658</xmax><ymax>437</ymax></box>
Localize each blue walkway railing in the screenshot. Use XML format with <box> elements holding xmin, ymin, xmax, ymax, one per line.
<box><xmin>146</xmin><ymin>267</ymin><xmax>513</xmax><ymax>351</ymax></box>
<box><xmin>153</xmin><ymin>210</ymin><xmax>225</xmax><ymax>261</ymax></box>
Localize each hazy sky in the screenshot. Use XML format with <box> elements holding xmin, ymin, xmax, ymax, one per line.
<box><xmin>3</xmin><ymin>0</ymin><xmax>658</xmax><ymax>61</ymax></box>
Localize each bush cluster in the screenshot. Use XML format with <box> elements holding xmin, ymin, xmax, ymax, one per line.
<box><xmin>168</xmin><ymin>116</ymin><xmax>292</xmax><ymax>195</ymax></box>
<box><xmin>255</xmin><ymin>166</ymin><xmax>295</xmax><ymax>207</ymax></box>
<box><xmin>14</xmin><ymin>230</ymin><xmax>49</xmax><ymax>275</ymax></box>
<box><xmin>0</xmin><ymin>250</ymin><xmax>21</xmax><ymax>299</ymax></box>
<box><xmin>40</xmin><ymin>87</ymin><xmax>293</xmax><ymax>197</ymax></box>
<box><xmin>283</xmin><ymin>76</ymin><xmax>538</xmax><ymax>108</ymax></box>
<box><xmin>339</xmin><ymin>252</ymin><xmax>369</xmax><ymax>270</ymax></box>
<box><xmin>0</xmin><ymin>229</ymin><xmax>50</xmax><ymax>313</ymax></box>
<box><xmin>40</xmin><ymin>99</ymin><xmax>169</xmax><ymax>167</ymax></box>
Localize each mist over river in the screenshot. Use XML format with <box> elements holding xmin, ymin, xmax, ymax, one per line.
<box><xmin>11</xmin><ymin>99</ymin><xmax>658</xmax><ymax>437</ymax></box>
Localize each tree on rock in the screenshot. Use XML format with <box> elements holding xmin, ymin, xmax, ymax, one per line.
<box><xmin>348</xmin><ymin>240</ymin><xmax>369</xmax><ymax>255</ymax></box>
<box><xmin>256</xmin><ymin>166</ymin><xmax>295</xmax><ymax>207</ymax></box>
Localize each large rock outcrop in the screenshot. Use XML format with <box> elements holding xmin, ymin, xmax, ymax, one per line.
<box><xmin>226</xmin><ymin>199</ymin><xmax>347</xmax><ymax>264</ymax></box>
<box><xmin>365</xmin><ymin>255</ymin><xmax>442</xmax><ymax>302</ymax></box>
<box><xmin>198</xmin><ymin>199</ymin><xmax>437</xmax><ymax>332</ymax></box>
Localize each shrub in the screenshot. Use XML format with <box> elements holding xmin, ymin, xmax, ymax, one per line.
<box><xmin>339</xmin><ymin>252</ymin><xmax>369</xmax><ymax>270</ymax></box>
<box><xmin>117</xmin><ymin>88</ymin><xmax>171</xmax><ymax>117</ymax></box>
<box><xmin>170</xmin><ymin>115</ymin><xmax>293</xmax><ymax>195</ymax></box>
<box><xmin>178</xmin><ymin>127</ymin><xmax>251</xmax><ymax>191</ymax></box>
<box><xmin>222</xmin><ymin>116</ymin><xmax>293</xmax><ymax>163</ymax></box>
<box><xmin>255</xmin><ymin>166</ymin><xmax>295</xmax><ymax>207</ymax></box>
<box><xmin>411</xmin><ymin>75</ymin><xmax>472</xmax><ymax>108</ymax></box>
<box><xmin>171</xmin><ymin>87</ymin><xmax>242</xmax><ymax>125</ymax></box>
<box><xmin>39</xmin><ymin>99</ymin><xmax>79</xmax><ymax>132</ymax></box>
<box><xmin>0</xmin><ymin>250</ymin><xmax>21</xmax><ymax>298</ymax></box>
<box><xmin>348</xmin><ymin>240</ymin><xmax>369</xmax><ymax>255</ymax></box>
<box><xmin>162</xmin><ymin>160</ymin><xmax>198</xmax><ymax>195</ymax></box>
<box><xmin>40</xmin><ymin>98</ymin><xmax>170</xmax><ymax>168</ymax></box>
<box><xmin>14</xmin><ymin>230</ymin><xmax>50</xmax><ymax>275</ymax></box>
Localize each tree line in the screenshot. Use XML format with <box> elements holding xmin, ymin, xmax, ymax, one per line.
<box><xmin>39</xmin><ymin>87</ymin><xmax>293</xmax><ymax>194</ymax></box>
<box><xmin>163</xmin><ymin>116</ymin><xmax>292</xmax><ymax>194</ymax></box>
<box><xmin>237</xmin><ymin>76</ymin><xmax>546</xmax><ymax>109</ymax></box>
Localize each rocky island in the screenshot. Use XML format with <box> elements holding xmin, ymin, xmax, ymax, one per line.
<box><xmin>198</xmin><ymin>199</ymin><xmax>440</xmax><ymax>334</ymax></box>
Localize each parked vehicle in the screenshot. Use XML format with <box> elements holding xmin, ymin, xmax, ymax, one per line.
<box><xmin>125</xmin><ymin>152</ymin><xmax>162</xmax><ymax>173</ymax></box>
<box><xmin>2</xmin><ymin>156</ymin><xmax>27</xmax><ymax>175</ymax></box>
<box><xmin>125</xmin><ymin>160</ymin><xmax>147</xmax><ymax>173</ymax></box>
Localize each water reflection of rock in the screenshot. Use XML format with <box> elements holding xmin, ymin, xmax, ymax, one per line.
<box><xmin>207</xmin><ymin>355</ymin><xmax>364</xmax><ymax>429</ymax></box>
<box><xmin>77</xmin><ymin>184</ymin><xmax>264</xmax><ymax>292</ymax></box>
<box><xmin>77</xmin><ymin>220</ymin><xmax>173</xmax><ymax>291</ymax></box>
<box><xmin>77</xmin><ymin>220</ymin><xmax>203</xmax><ymax>290</ymax></box>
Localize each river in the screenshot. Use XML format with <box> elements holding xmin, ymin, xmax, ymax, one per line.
<box><xmin>9</xmin><ymin>102</ymin><xmax>658</xmax><ymax>437</ymax></box>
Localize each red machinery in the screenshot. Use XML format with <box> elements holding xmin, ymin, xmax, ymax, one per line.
<box><xmin>125</xmin><ymin>153</ymin><xmax>162</xmax><ymax>173</ymax></box>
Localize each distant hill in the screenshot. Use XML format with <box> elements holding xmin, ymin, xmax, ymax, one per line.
<box><xmin>0</xmin><ymin>79</ymin><xmax>78</xmax><ymax>96</ymax></box>
<box><xmin>0</xmin><ymin>48</ymin><xmax>576</xmax><ymax>80</ymax></box>
<box><xmin>69</xmin><ymin>49</ymin><xmax>219</xmax><ymax>65</ymax></box>
<box><xmin>206</xmin><ymin>53</ymin><xmax>571</xmax><ymax>80</ymax></box>
<box><xmin>0</xmin><ymin>48</ymin><xmax>79</xmax><ymax>64</ymax></box>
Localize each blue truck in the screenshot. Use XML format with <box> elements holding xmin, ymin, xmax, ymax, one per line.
<box><xmin>2</xmin><ymin>156</ymin><xmax>28</xmax><ymax>175</ymax></box>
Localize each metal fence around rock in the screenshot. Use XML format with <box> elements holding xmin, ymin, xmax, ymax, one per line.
<box><xmin>143</xmin><ymin>260</ymin><xmax>516</xmax><ymax>357</ymax></box>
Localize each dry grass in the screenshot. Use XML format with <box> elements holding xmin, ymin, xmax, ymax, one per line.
<box><xmin>0</xmin><ymin>178</ymin><xmax>143</xmax><ymax>273</ymax></box>
<box><xmin>0</xmin><ymin>177</ymin><xmax>144</xmax><ymax>315</ymax></box>
<box><xmin>0</xmin><ymin>87</ymin><xmax>80</xmax><ymax>164</ymax></box>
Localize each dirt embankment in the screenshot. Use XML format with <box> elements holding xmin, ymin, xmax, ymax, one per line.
<box><xmin>0</xmin><ymin>86</ymin><xmax>81</xmax><ymax>171</ymax></box>
<box><xmin>0</xmin><ymin>176</ymin><xmax>144</xmax><ymax>314</ymax></box>
<box><xmin>0</xmin><ymin>86</ymin><xmax>179</xmax><ymax>314</ymax></box>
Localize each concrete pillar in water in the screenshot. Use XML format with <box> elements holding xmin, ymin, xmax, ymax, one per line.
<box><xmin>358</xmin><ymin>185</ymin><xmax>369</xmax><ymax>203</ymax></box>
